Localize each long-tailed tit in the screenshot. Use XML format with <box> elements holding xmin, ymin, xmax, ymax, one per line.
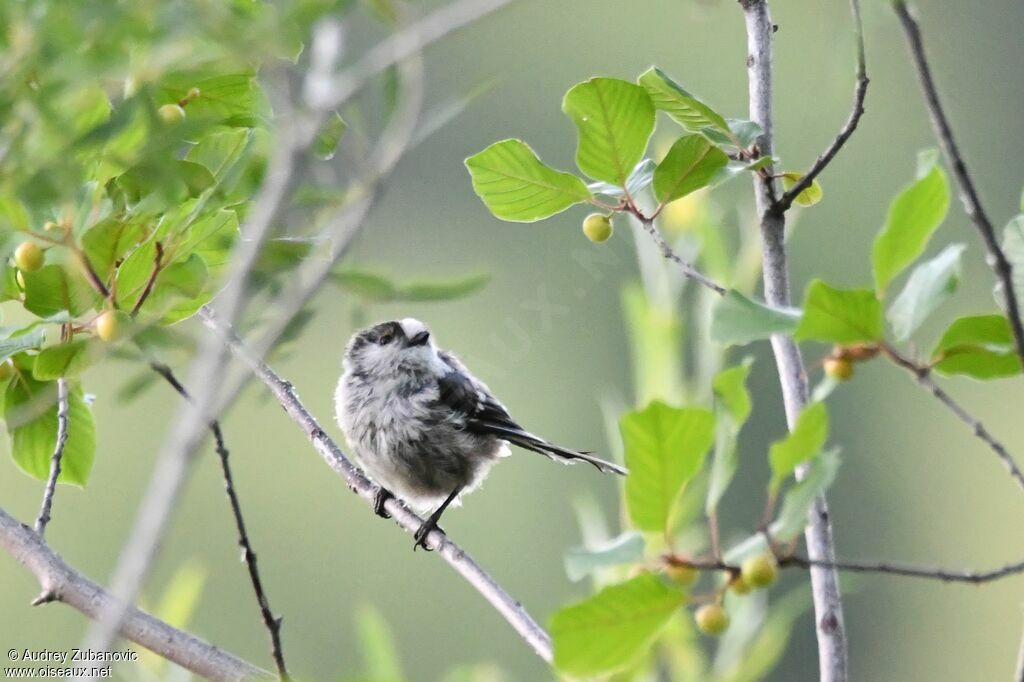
<box><xmin>335</xmin><ymin>318</ymin><xmax>627</xmax><ymax>549</ymax></box>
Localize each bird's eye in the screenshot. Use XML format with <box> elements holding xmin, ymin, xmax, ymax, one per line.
<box><xmin>378</xmin><ymin>333</ymin><xmax>393</xmax><ymax>346</ymax></box>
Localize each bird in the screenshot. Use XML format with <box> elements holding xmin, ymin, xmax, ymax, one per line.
<box><xmin>334</xmin><ymin>318</ymin><xmax>627</xmax><ymax>550</ymax></box>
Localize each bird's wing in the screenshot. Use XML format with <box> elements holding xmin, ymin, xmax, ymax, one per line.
<box><xmin>434</xmin><ymin>351</ymin><xmax>627</xmax><ymax>476</ymax></box>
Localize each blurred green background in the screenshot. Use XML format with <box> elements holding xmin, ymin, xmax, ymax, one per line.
<box><xmin>2</xmin><ymin>0</ymin><xmax>1024</xmax><ymax>679</ymax></box>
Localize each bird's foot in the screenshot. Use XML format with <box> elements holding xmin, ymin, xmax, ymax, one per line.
<box><xmin>413</xmin><ymin>517</ymin><xmax>444</xmax><ymax>552</ymax></box>
<box><xmin>373</xmin><ymin>487</ymin><xmax>393</xmax><ymax>519</ymax></box>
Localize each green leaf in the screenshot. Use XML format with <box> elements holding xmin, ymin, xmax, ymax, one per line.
<box><xmin>159</xmin><ymin>73</ymin><xmax>258</xmax><ymax>127</ymax></box>
<box><xmin>995</xmin><ymin>215</ymin><xmax>1024</xmax><ymax>314</ymax></box>
<box><xmin>185</xmin><ymin>129</ymin><xmax>251</xmax><ymax>179</ymax></box>
<box><xmin>562</xmin><ymin>78</ymin><xmax>655</xmax><ymax>185</ymax></box>
<box><xmin>887</xmin><ymin>243</ymin><xmax>964</xmax><ymax>341</ymax></box>
<box><xmin>781</xmin><ymin>172</ymin><xmax>823</xmax><ymax>207</ymax></box>
<box><xmin>5</xmin><ymin>376</ymin><xmax>96</xmax><ymax>485</ymax></box>
<box><xmin>22</xmin><ymin>265</ymin><xmax>95</xmax><ymax>317</ymax></box>
<box><xmin>0</xmin><ymin>329</ymin><xmax>46</xmax><ymax>363</ymax></box>
<box><xmin>768</xmin><ymin>402</ymin><xmax>828</xmax><ymax>493</ymax></box>
<box><xmin>81</xmin><ymin>218</ymin><xmax>146</xmax><ymax>281</ymax></box>
<box><xmin>872</xmin><ymin>154</ymin><xmax>950</xmax><ymax>295</ymax></box>
<box><xmin>564</xmin><ymin>531</ymin><xmax>646</xmax><ymax>582</ymax></box>
<box><xmin>465</xmin><ymin>139</ymin><xmax>592</xmax><ymax>222</ymax></box>
<box><xmin>178</xmin><ymin>209</ymin><xmax>239</xmax><ymax>271</ymax></box>
<box><xmin>314</xmin><ymin>113</ymin><xmax>348</xmax><ymax>160</ymax></box>
<box><xmin>551</xmin><ymin>573</ymin><xmax>682</xmax><ymax>677</ymax></box>
<box><xmin>621</xmin><ymin>401</ymin><xmax>715</xmax><ymax>531</ymax></box>
<box><xmin>711</xmin><ymin>290</ymin><xmax>800</xmax><ymax>345</ymax></box>
<box><xmin>794</xmin><ymin>280</ymin><xmax>884</xmax><ymax>344</ymax></box>
<box><xmin>332</xmin><ymin>270</ymin><xmax>490</xmax><ymax>303</ymax></box>
<box><xmin>653</xmin><ymin>135</ymin><xmax>729</xmax><ymax>204</ymax></box>
<box><xmin>931</xmin><ymin>314</ymin><xmax>1023</xmax><ymax>379</ymax></box>
<box><xmin>157</xmin><ymin>254</ymin><xmax>208</xmax><ymax>298</ymax></box>
<box><xmin>33</xmin><ymin>340</ymin><xmax>93</xmax><ymax>380</ymax></box>
<box><xmin>707</xmin><ymin>359</ymin><xmax>754</xmax><ymax>513</ymax></box>
<box><xmin>355</xmin><ymin>605</ymin><xmax>405</xmax><ymax>682</ymax></box>
<box><xmin>638</xmin><ymin>67</ymin><xmax>730</xmax><ymax>136</ymax></box>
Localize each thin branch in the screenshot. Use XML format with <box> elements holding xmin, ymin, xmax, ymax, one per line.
<box><xmin>77</xmin><ymin>248</ymin><xmax>111</xmax><ymax>301</ymax></box>
<box><xmin>149</xmin><ymin>362</ymin><xmax>290</xmax><ymax>680</ymax></box>
<box><xmin>130</xmin><ymin>241</ymin><xmax>164</xmax><ymax>317</ymax></box>
<box><xmin>0</xmin><ymin>505</ymin><xmax>270</xmax><ymax>681</ymax></box>
<box><xmin>893</xmin><ymin>0</ymin><xmax>1024</xmax><ymax>366</ymax></box>
<box><xmin>738</xmin><ymin>1</ymin><xmax>848</xmax><ymax>679</ymax></box>
<box><xmin>777</xmin><ymin>0</ymin><xmax>867</xmax><ymax>212</ymax></box>
<box><xmin>34</xmin><ymin>377</ymin><xmax>69</xmax><ymax>537</ymax></box>
<box><xmin>881</xmin><ymin>343</ymin><xmax>1024</xmax><ymax>493</ymax></box>
<box><xmin>632</xmin><ymin>211</ymin><xmax>727</xmax><ymax>295</ymax></box>
<box><xmin>199</xmin><ymin>308</ymin><xmax>554</xmax><ymax>664</ymax></box>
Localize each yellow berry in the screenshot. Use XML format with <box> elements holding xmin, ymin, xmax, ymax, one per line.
<box><xmin>582</xmin><ymin>213</ymin><xmax>613</xmax><ymax>243</ymax></box>
<box><xmin>96</xmin><ymin>310</ymin><xmax>125</xmax><ymax>343</ymax></box>
<box><xmin>666</xmin><ymin>565</ymin><xmax>699</xmax><ymax>587</ymax></box>
<box><xmin>694</xmin><ymin>604</ymin><xmax>729</xmax><ymax>636</ymax></box>
<box><xmin>158</xmin><ymin>103</ymin><xmax>186</xmax><ymax>124</ymax></box>
<box><xmin>823</xmin><ymin>357</ymin><xmax>855</xmax><ymax>381</ymax></box>
<box><xmin>741</xmin><ymin>554</ymin><xmax>778</xmax><ymax>589</ymax></box>
<box><xmin>14</xmin><ymin>241</ymin><xmax>44</xmax><ymax>272</ymax></box>
<box><xmin>0</xmin><ymin>359</ymin><xmax>13</xmax><ymax>381</ymax></box>
<box><xmin>728</xmin><ymin>574</ymin><xmax>752</xmax><ymax>595</ymax></box>
<box><xmin>43</xmin><ymin>220</ymin><xmax>60</xmax><ymax>231</ymax></box>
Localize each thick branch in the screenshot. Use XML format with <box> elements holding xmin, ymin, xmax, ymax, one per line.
<box><xmin>893</xmin><ymin>0</ymin><xmax>1024</xmax><ymax>366</ymax></box>
<box><xmin>739</xmin><ymin>1</ymin><xmax>848</xmax><ymax>679</ymax></box>
<box><xmin>35</xmin><ymin>378</ymin><xmax>69</xmax><ymax>536</ymax></box>
<box><xmin>777</xmin><ymin>0</ymin><xmax>867</xmax><ymax>212</ymax></box>
<box><xmin>0</xmin><ymin>506</ymin><xmax>270</xmax><ymax>681</ymax></box>
<box><xmin>149</xmin><ymin>362</ymin><xmax>290</xmax><ymax>680</ymax></box>
<box><xmin>199</xmin><ymin>308</ymin><xmax>554</xmax><ymax>663</ymax></box>
<box><xmin>881</xmin><ymin>344</ymin><xmax>1024</xmax><ymax>493</ymax></box>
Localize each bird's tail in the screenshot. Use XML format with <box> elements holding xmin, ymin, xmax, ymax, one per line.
<box><xmin>486</xmin><ymin>424</ymin><xmax>628</xmax><ymax>476</ymax></box>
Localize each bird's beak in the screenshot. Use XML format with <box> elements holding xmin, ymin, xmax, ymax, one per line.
<box><xmin>408</xmin><ymin>330</ymin><xmax>430</xmax><ymax>347</ymax></box>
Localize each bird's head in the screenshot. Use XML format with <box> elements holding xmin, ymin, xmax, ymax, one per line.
<box><xmin>343</xmin><ymin>318</ymin><xmax>435</xmax><ymax>377</ymax></box>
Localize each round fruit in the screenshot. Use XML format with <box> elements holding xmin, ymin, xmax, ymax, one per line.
<box><xmin>582</xmin><ymin>213</ymin><xmax>613</xmax><ymax>243</ymax></box>
<box><xmin>96</xmin><ymin>311</ymin><xmax>126</xmax><ymax>343</ymax></box>
<box><xmin>694</xmin><ymin>604</ymin><xmax>729</xmax><ymax>636</ymax></box>
<box><xmin>158</xmin><ymin>103</ymin><xmax>186</xmax><ymax>124</ymax></box>
<box><xmin>728</xmin><ymin>574</ymin><xmax>752</xmax><ymax>595</ymax></box>
<box><xmin>0</xmin><ymin>359</ymin><xmax>13</xmax><ymax>381</ymax></box>
<box><xmin>14</xmin><ymin>241</ymin><xmax>44</xmax><ymax>272</ymax></box>
<box><xmin>823</xmin><ymin>357</ymin><xmax>854</xmax><ymax>381</ymax></box>
<box><xmin>741</xmin><ymin>554</ymin><xmax>778</xmax><ymax>589</ymax></box>
<box><xmin>666</xmin><ymin>565</ymin><xmax>699</xmax><ymax>587</ymax></box>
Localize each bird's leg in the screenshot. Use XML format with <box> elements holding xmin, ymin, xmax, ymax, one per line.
<box><xmin>373</xmin><ymin>486</ymin><xmax>393</xmax><ymax>519</ymax></box>
<box><xmin>413</xmin><ymin>487</ymin><xmax>460</xmax><ymax>552</ymax></box>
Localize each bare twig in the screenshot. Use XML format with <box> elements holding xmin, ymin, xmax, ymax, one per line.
<box><xmin>893</xmin><ymin>0</ymin><xmax>1024</xmax><ymax>366</ymax></box>
<box><xmin>130</xmin><ymin>242</ymin><xmax>165</xmax><ymax>318</ymax></box>
<box><xmin>881</xmin><ymin>343</ymin><xmax>1024</xmax><ymax>493</ymax></box>
<box><xmin>149</xmin><ymin>362</ymin><xmax>290</xmax><ymax>680</ymax></box>
<box><xmin>738</xmin><ymin>1</ymin><xmax>848</xmax><ymax>679</ymax></box>
<box><xmin>631</xmin><ymin>210</ymin><xmax>727</xmax><ymax>295</ymax></box>
<box><xmin>34</xmin><ymin>378</ymin><xmax>69</xmax><ymax>537</ymax></box>
<box><xmin>0</xmin><ymin>505</ymin><xmax>270</xmax><ymax>681</ymax></box>
<box><xmin>777</xmin><ymin>0</ymin><xmax>867</xmax><ymax>212</ymax></box>
<box><xmin>199</xmin><ymin>308</ymin><xmax>554</xmax><ymax>663</ymax></box>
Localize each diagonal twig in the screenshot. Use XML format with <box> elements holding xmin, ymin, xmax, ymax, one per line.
<box><xmin>893</xmin><ymin>0</ymin><xmax>1024</xmax><ymax>367</ymax></box>
<box><xmin>34</xmin><ymin>377</ymin><xmax>70</xmax><ymax>537</ymax></box>
<box><xmin>629</xmin><ymin>208</ymin><xmax>728</xmax><ymax>296</ymax></box>
<box><xmin>0</xmin><ymin>505</ymin><xmax>271</xmax><ymax>681</ymax></box>
<box><xmin>777</xmin><ymin>0</ymin><xmax>868</xmax><ymax>212</ymax></box>
<box><xmin>149</xmin><ymin>362</ymin><xmax>290</xmax><ymax>681</ymax></box>
<box><xmin>198</xmin><ymin>307</ymin><xmax>554</xmax><ymax>663</ymax></box>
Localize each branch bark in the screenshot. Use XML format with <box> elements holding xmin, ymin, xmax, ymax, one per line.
<box><xmin>893</xmin><ymin>0</ymin><xmax>1024</xmax><ymax>367</ymax></box>
<box><xmin>34</xmin><ymin>377</ymin><xmax>69</xmax><ymax>536</ymax></box>
<box><xmin>739</xmin><ymin>1</ymin><xmax>848</xmax><ymax>679</ymax></box>
<box><xmin>198</xmin><ymin>308</ymin><xmax>554</xmax><ymax>664</ymax></box>
<box><xmin>0</xmin><ymin>506</ymin><xmax>270</xmax><ymax>681</ymax></box>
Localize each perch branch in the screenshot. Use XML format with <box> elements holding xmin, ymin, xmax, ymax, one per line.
<box><xmin>34</xmin><ymin>378</ymin><xmax>69</xmax><ymax>537</ymax></box>
<box><xmin>777</xmin><ymin>0</ymin><xmax>867</xmax><ymax>212</ymax></box>
<box><xmin>149</xmin><ymin>362</ymin><xmax>290</xmax><ymax>680</ymax></box>
<box><xmin>198</xmin><ymin>308</ymin><xmax>554</xmax><ymax>664</ymax></box>
<box><xmin>0</xmin><ymin>505</ymin><xmax>270</xmax><ymax>681</ymax></box>
<box><xmin>893</xmin><ymin>0</ymin><xmax>1024</xmax><ymax>366</ymax></box>
<box><xmin>738</xmin><ymin>1</ymin><xmax>848</xmax><ymax>679</ymax></box>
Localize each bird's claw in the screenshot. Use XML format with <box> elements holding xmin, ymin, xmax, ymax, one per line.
<box><xmin>373</xmin><ymin>487</ymin><xmax>393</xmax><ymax>519</ymax></box>
<box><xmin>413</xmin><ymin>518</ymin><xmax>444</xmax><ymax>552</ymax></box>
